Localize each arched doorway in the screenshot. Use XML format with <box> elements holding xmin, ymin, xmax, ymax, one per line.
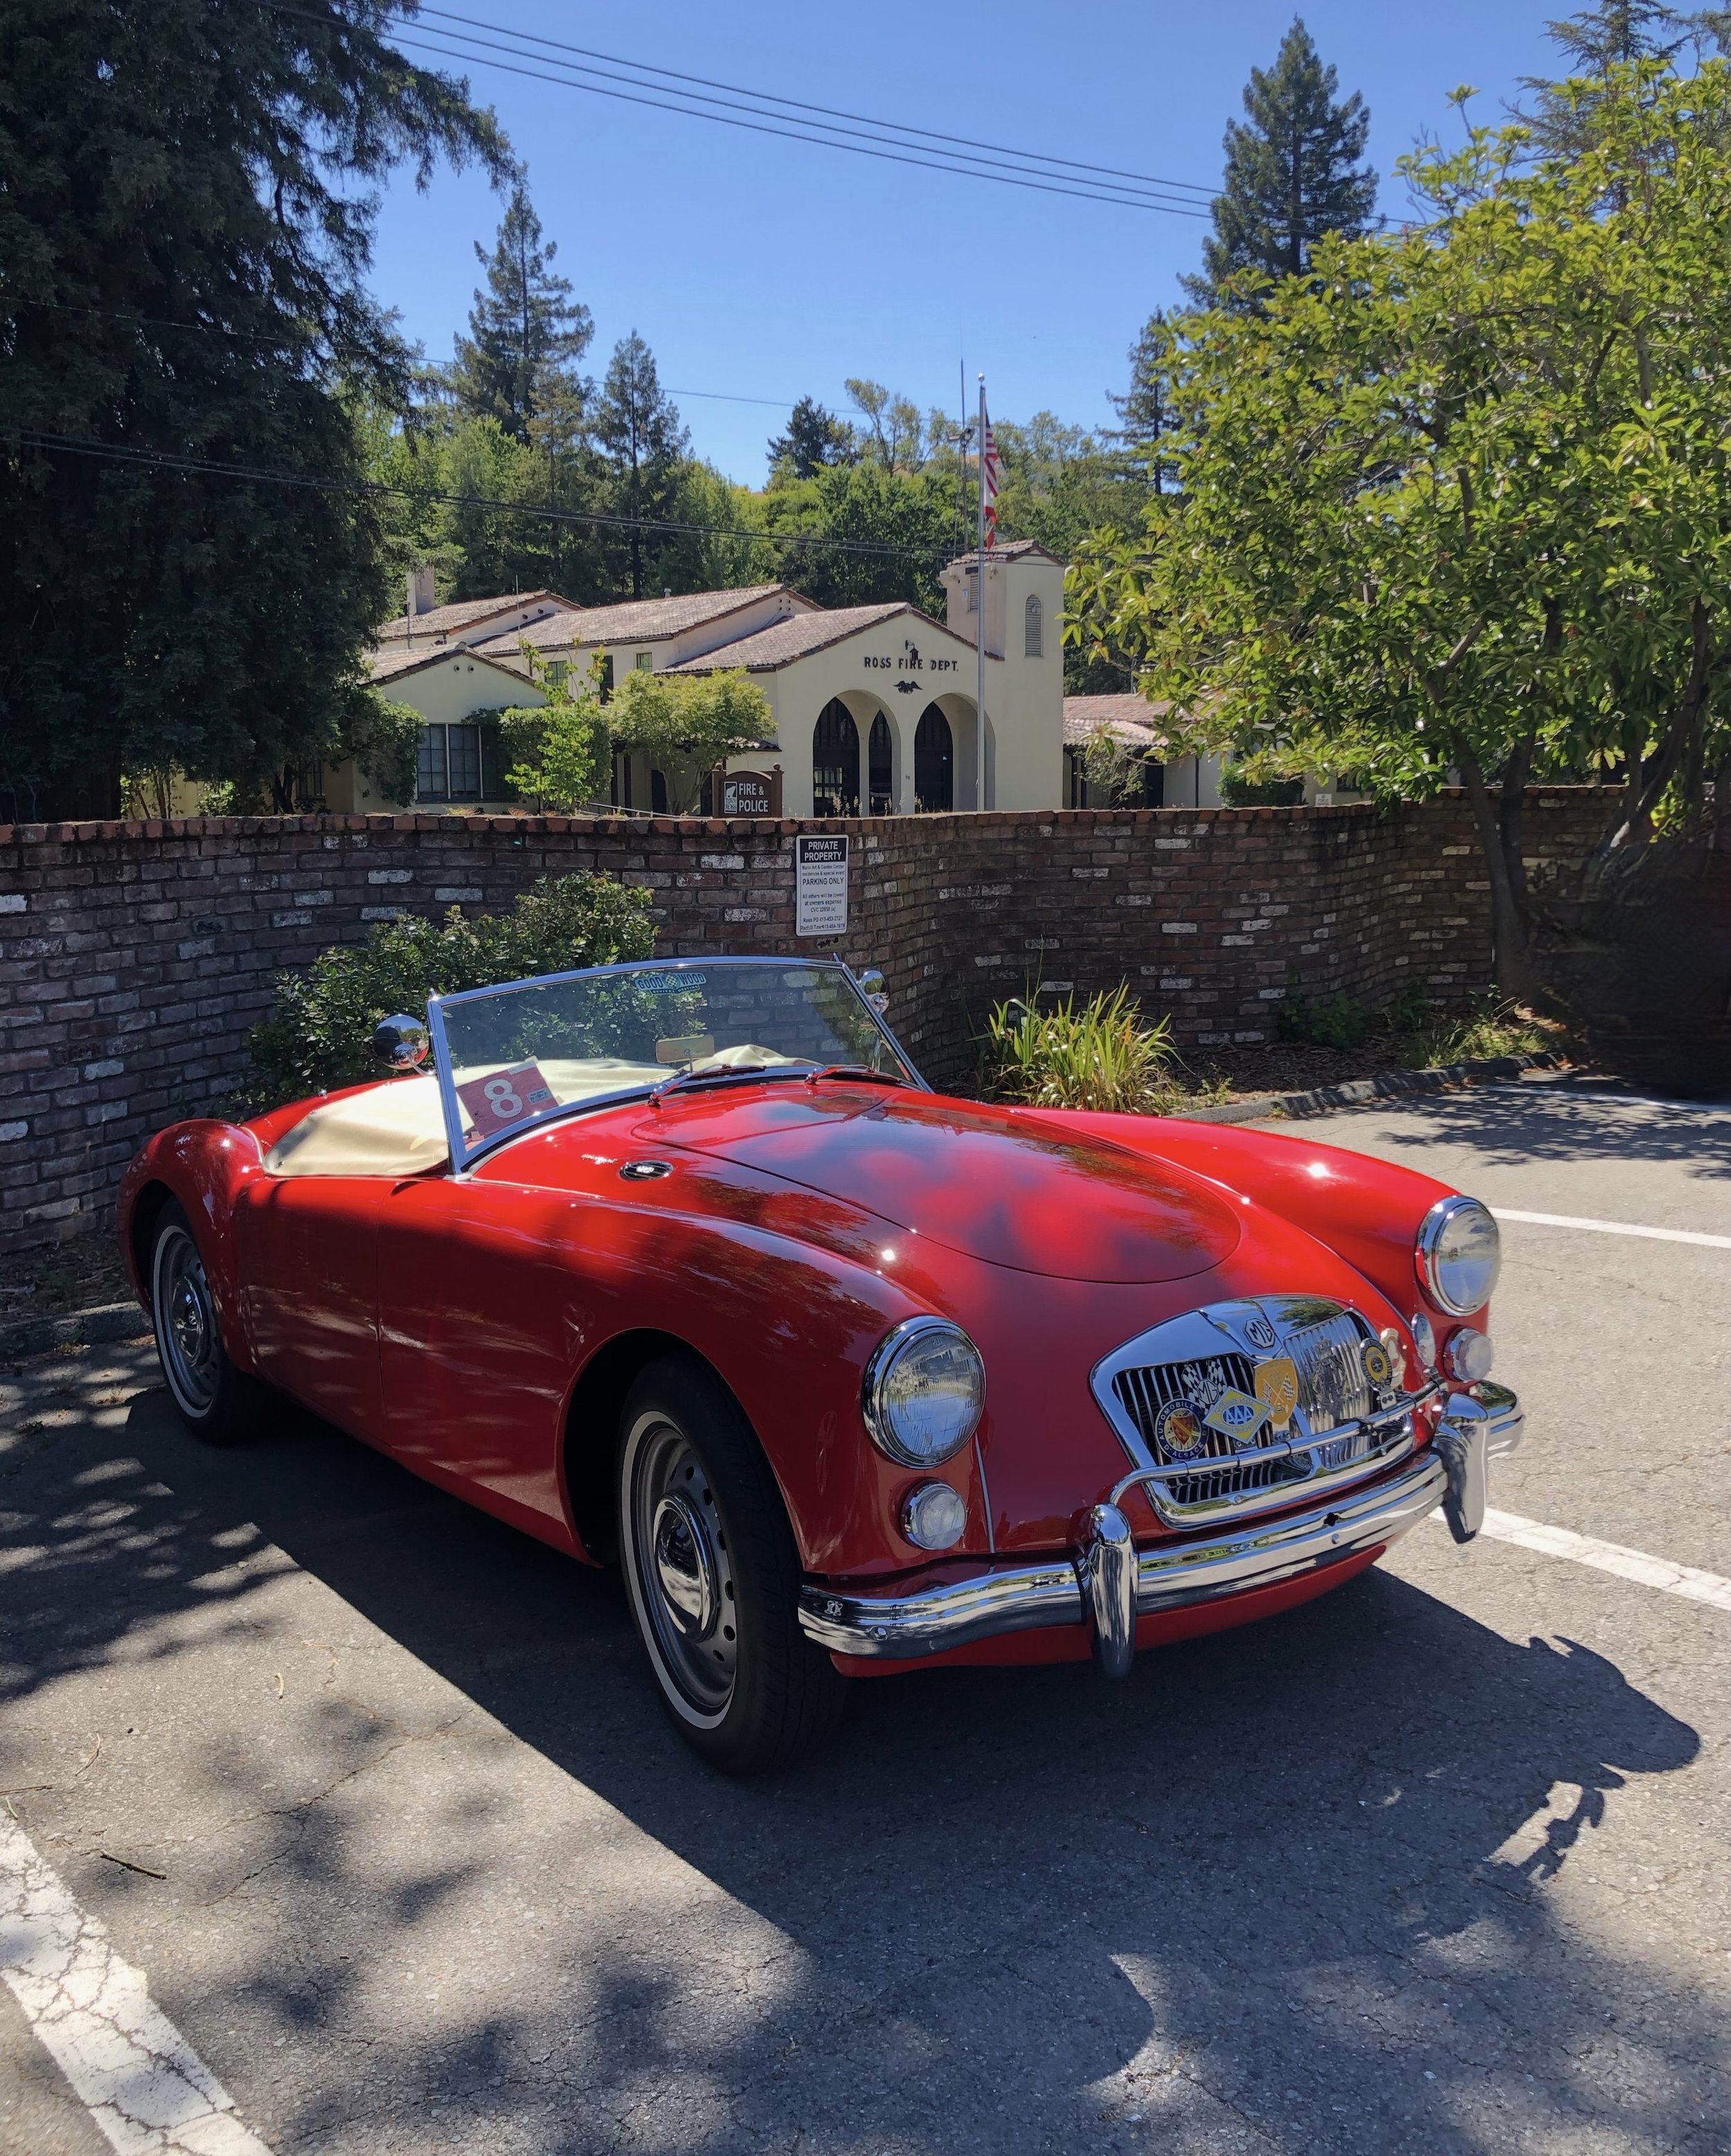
<box><xmin>812</xmin><ymin>699</ymin><xmax>861</xmax><ymax>816</ymax></box>
<box><xmin>914</xmin><ymin>703</ymin><xmax>953</xmax><ymax>812</ymax></box>
<box><xmin>868</xmin><ymin>713</ymin><xmax>894</xmax><ymax>816</ymax></box>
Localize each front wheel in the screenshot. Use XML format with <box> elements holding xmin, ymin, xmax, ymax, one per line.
<box><xmin>148</xmin><ymin>1201</ymin><xmax>272</xmax><ymax>1444</ymax></box>
<box><xmin>617</xmin><ymin>1357</ymin><xmax>847</xmax><ymax>1775</ymax></box>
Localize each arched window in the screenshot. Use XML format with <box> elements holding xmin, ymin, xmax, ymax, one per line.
<box><xmin>914</xmin><ymin>704</ymin><xmax>953</xmax><ymax>813</ymax></box>
<box><xmin>811</xmin><ymin>699</ymin><xmax>861</xmax><ymax>816</ymax></box>
<box><xmin>868</xmin><ymin>712</ymin><xmax>894</xmax><ymax>815</ymax></box>
<box><xmin>1024</xmin><ymin>593</ymin><xmax>1043</xmax><ymax>658</ymax></box>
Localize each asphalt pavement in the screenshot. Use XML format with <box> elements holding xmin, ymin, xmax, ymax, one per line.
<box><xmin>1</xmin><ymin>1079</ymin><xmax>1725</xmax><ymax>2156</ymax></box>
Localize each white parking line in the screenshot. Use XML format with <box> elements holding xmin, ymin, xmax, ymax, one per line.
<box><xmin>0</xmin><ymin>1811</ymin><xmax>270</xmax><ymax>2156</ymax></box>
<box><xmin>1492</xmin><ymin>1207</ymin><xmax>1731</xmax><ymax>1250</ymax></box>
<box><xmin>1432</xmin><ymin>1508</ymin><xmax>1731</xmax><ymax>1611</ymax></box>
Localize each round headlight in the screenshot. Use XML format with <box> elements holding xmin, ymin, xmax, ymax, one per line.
<box><xmin>863</xmin><ymin>1318</ymin><xmax>985</xmax><ymax>1466</ymax></box>
<box><xmin>1417</xmin><ymin>1196</ymin><xmax>1501</xmax><ymax>1317</ymax></box>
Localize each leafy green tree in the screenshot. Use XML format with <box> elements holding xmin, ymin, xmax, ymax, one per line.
<box><xmin>607</xmin><ymin>667</ymin><xmax>774</xmax><ymax>813</ymax></box>
<box><xmin>246</xmin><ymin>872</ymin><xmax>655</xmax><ymax>1106</ymax></box>
<box><xmin>0</xmin><ymin>0</ymin><xmax>508</xmax><ymax>820</ymax></box>
<box><xmin>593</xmin><ymin>332</ymin><xmax>690</xmax><ymax>598</ymax></box>
<box><xmin>345</xmin><ymin>693</ymin><xmax>426</xmax><ymax>806</ymax></box>
<box><xmin>760</xmin><ymin>462</ymin><xmax>952</xmax><ymax>612</ymax></box>
<box><xmin>845</xmin><ymin>379</ymin><xmax>927</xmax><ymax>471</ymax></box>
<box><xmin>1072</xmin><ymin>60</ymin><xmax>1731</xmax><ymax>991</ymax></box>
<box><xmin>1183</xmin><ymin>17</ymin><xmax>1377</xmax><ymax>306</ymax></box>
<box><xmin>766</xmin><ymin>397</ymin><xmax>858</xmax><ymax>479</ymax></box>
<box><xmin>499</xmin><ymin>654</ymin><xmax>609</xmax><ymax>812</ymax></box>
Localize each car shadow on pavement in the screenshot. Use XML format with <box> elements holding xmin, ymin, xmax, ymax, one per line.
<box><xmin>1</xmin><ymin>1376</ymin><xmax>1719</xmax><ymax>2156</ymax></box>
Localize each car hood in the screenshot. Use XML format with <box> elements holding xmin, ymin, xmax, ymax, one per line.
<box><xmin>645</xmin><ymin>1088</ymin><xmax>1242</xmax><ymax>1284</ymax></box>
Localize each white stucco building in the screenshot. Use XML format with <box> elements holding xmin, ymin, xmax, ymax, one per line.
<box><xmin>356</xmin><ymin>544</ymin><xmax>1068</xmax><ymax>816</ymax></box>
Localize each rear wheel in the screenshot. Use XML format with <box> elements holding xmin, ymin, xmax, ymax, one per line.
<box><xmin>617</xmin><ymin>1356</ymin><xmax>847</xmax><ymax>1774</ymax></box>
<box><xmin>149</xmin><ymin>1201</ymin><xmax>272</xmax><ymax>1444</ymax></box>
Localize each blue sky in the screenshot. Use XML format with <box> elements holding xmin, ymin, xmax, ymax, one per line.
<box><xmin>370</xmin><ymin>2</ymin><xmax>1563</xmax><ymax>483</ymax></box>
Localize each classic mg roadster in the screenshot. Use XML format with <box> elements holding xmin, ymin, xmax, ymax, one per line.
<box><xmin>120</xmin><ymin>957</ymin><xmax>1522</xmax><ymax>1772</ymax></box>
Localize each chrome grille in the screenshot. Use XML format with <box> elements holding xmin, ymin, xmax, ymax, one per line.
<box><xmin>1095</xmin><ymin>1294</ymin><xmax>1417</xmax><ymax>1525</ymax></box>
<box><xmin>1285</xmin><ymin>1309</ymin><xmax>1373</xmax><ymax>1430</ymax></box>
<box><xmin>1113</xmin><ymin>1354</ymin><xmax>1311</xmax><ymax>1509</ymax></box>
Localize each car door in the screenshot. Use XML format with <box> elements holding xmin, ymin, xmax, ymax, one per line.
<box><xmin>375</xmin><ymin>1176</ymin><xmax>582</xmax><ymax>1540</ymax></box>
<box><xmin>237</xmin><ymin>1174</ymin><xmax>385</xmax><ymax>1439</ymax></box>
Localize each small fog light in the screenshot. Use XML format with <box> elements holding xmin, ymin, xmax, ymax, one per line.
<box><xmin>1409</xmin><ymin>1311</ymin><xmax>1437</xmax><ymax>1371</ymax></box>
<box><xmin>1444</xmin><ymin>1327</ymin><xmax>1494</xmax><ymax>1383</ymax></box>
<box><xmin>902</xmin><ymin>1481</ymin><xmax>967</xmax><ymax>1552</ymax></box>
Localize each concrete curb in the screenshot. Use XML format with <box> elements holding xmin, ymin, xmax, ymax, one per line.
<box><xmin>0</xmin><ymin>1302</ymin><xmax>151</xmax><ymax>1363</ymax></box>
<box><xmin>1176</xmin><ymin>1052</ymin><xmax>1559</xmax><ymax>1126</ymax></box>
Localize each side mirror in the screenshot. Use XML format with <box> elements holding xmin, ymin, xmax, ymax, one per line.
<box><xmin>373</xmin><ymin>1014</ymin><xmax>430</xmax><ymax>1072</ymax></box>
<box><xmin>856</xmin><ymin>967</ymin><xmax>889</xmax><ymax>1016</ymax></box>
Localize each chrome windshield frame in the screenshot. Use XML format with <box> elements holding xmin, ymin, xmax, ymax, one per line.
<box><xmin>424</xmin><ymin>954</ymin><xmax>929</xmax><ymax>1175</ymax></box>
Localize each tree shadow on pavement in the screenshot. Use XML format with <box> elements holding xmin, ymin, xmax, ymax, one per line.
<box><xmin>1302</xmin><ymin>1085</ymin><xmax>1731</xmax><ymax>1181</ymax></box>
<box><xmin>1</xmin><ymin>1372</ymin><xmax>1720</xmax><ymax>2155</ymax></box>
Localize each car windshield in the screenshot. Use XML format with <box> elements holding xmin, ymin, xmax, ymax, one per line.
<box><xmin>429</xmin><ymin>959</ymin><xmax>913</xmax><ymax>1167</ymax></box>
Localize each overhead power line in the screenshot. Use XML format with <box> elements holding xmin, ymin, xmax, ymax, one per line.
<box><xmin>3</xmin><ymin>427</ymin><xmax>957</xmax><ymax>561</ymax></box>
<box><xmin>329</xmin><ymin>3</ymin><xmax>1214</xmax><ymax>217</ymax></box>
<box><xmin>416</xmin><ymin>5</ymin><xmax>1216</xmax><ymax>201</ymax></box>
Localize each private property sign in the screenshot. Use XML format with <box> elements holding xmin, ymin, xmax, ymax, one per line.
<box><xmin>795</xmin><ymin>834</ymin><xmax>848</xmax><ymax>936</ymax></box>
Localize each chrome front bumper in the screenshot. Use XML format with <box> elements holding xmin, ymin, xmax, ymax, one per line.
<box><xmin>799</xmin><ymin>1387</ymin><xmax>1521</xmax><ymax>1678</ymax></box>
<box><xmin>798</xmin><ymin>1451</ymin><xmax>1446</xmax><ymax>1665</ymax></box>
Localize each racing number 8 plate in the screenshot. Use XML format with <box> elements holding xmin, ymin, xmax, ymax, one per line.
<box><xmin>456</xmin><ymin>1059</ymin><xmax>556</xmax><ymax>1139</ymax></box>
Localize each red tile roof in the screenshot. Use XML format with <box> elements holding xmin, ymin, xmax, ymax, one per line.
<box><xmin>474</xmin><ymin>584</ymin><xmax>808</xmax><ymax>655</ymax></box>
<box><xmin>374</xmin><ymin>591</ymin><xmax>572</xmax><ymax>645</ymax></box>
<box><xmin>667</xmin><ymin>603</ymin><xmax>976</xmax><ymax>673</ymax></box>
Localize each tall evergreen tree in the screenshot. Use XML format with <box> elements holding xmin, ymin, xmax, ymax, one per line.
<box><xmin>766</xmin><ymin>397</ymin><xmax>856</xmax><ymax>480</ymax></box>
<box><xmin>0</xmin><ymin>0</ymin><xmax>506</xmax><ymax>818</ymax></box>
<box><xmin>1518</xmin><ymin>3</ymin><xmax>1694</xmax><ymax>152</ymax></box>
<box><xmin>1107</xmin><ymin>312</ymin><xmax>1180</xmax><ymax>494</ymax></box>
<box><xmin>592</xmin><ymin>332</ymin><xmax>690</xmax><ymax>598</ymax></box>
<box><xmin>1183</xmin><ymin>18</ymin><xmax>1376</xmax><ymax>307</ymax></box>
<box><xmin>449</xmin><ymin>183</ymin><xmax>593</xmax><ymax>443</ymax></box>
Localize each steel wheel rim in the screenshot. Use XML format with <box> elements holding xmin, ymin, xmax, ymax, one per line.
<box><xmin>625</xmin><ymin>1413</ymin><xmax>738</xmax><ymax>1723</ymax></box>
<box><xmin>154</xmin><ymin>1226</ymin><xmax>219</xmax><ymax>1416</ymax></box>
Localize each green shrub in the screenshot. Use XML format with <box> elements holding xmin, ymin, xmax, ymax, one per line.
<box><xmin>245</xmin><ymin>872</ymin><xmax>655</xmax><ymax>1109</ymax></box>
<box><xmin>1398</xmin><ymin>993</ymin><xmax>1554</xmax><ymax>1069</ymax></box>
<box><xmin>1219</xmin><ymin>766</ymin><xmax>1304</xmax><ymax>807</ymax></box>
<box><xmin>1277</xmin><ymin>990</ymin><xmax>1372</xmax><ymax>1052</ymax></box>
<box><xmin>979</xmin><ymin>986</ymin><xmax>1220</xmax><ymax>1115</ymax></box>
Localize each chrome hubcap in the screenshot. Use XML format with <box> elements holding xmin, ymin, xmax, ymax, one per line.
<box><xmin>652</xmin><ymin>1492</ymin><xmax>719</xmax><ymax>1637</ymax></box>
<box><xmin>154</xmin><ymin>1227</ymin><xmax>219</xmax><ymax>1415</ymax></box>
<box><xmin>626</xmin><ymin>1419</ymin><xmax>738</xmax><ymax>1719</ymax></box>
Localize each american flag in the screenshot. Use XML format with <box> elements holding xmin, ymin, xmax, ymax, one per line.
<box><xmin>980</xmin><ymin>402</ymin><xmax>1001</xmax><ymax>546</ymax></box>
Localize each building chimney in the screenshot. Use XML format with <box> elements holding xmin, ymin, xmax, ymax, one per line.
<box><xmin>408</xmin><ymin>565</ymin><xmax>436</xmax><ymax>618</ymax></box>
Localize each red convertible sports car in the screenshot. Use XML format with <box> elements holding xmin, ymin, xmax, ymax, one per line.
<box><xmin>119</xmin><ymin>956</ymin><xmax>1522</xmax><ymax>1772</ymax></box>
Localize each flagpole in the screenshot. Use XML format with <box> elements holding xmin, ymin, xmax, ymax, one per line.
<box><xmin>976</xmin><ymin>372</ymin><xmax>987</xmax><ymax>812</ymax></box>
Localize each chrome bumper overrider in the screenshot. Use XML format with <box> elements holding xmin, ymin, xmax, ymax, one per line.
<box><xmin>800</xmin><ymin>1443</ymin><xmax>1464</xmax><ymax>1669</ymax></box>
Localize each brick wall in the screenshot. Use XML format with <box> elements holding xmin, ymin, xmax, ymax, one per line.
<box><xmin>0</xmin><ymin>791</ymin><xmax>1606</xmax><ymax>1250</ymax></box>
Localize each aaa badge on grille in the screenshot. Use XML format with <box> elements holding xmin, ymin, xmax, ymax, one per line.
<box><xmin>1202</xmin><ymin>1388</ymin><xmax>1271</xmax><ymax>1446</ymax></box>
<box><xmin>1253</xmin><ymin>1355</ymin><xmax>1300</xmax><ymax>1430</ymax></box>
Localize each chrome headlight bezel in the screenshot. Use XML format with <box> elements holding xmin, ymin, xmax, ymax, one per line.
<box><xmin>1416</xmin><ymin>1196</ymin><xmax>1502</xmax><ymax>1318</ymax></box>
<box><xmin>862</xmin><ymin>1316</ymin><xmax>985</xmax><ymax>1468</ymax></box>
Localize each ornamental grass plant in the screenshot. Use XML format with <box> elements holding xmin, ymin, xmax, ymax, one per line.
<box><xmin>979</xmin><ymin>986</ymin><xmax>1221</xmax><ymax>1116</ymax></box>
